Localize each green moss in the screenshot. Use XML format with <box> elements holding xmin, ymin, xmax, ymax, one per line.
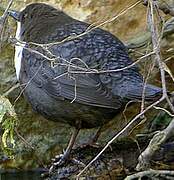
<box><xmin>0</xmin><ymin>96</ymin><xmax>17</xmax><ymax>157</ymax></box>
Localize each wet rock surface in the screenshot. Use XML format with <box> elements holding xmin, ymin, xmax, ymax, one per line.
<box><xmin>44</xmin><ymin>137</ymin><xmax>174</xmax><ymax>179</ymax></box>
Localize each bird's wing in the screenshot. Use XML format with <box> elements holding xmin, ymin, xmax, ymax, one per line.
<box><xmin>21</xmin><ymin>21</ymin><xmax>161</xmax><ymax>107</ymax></box>
<box><xmin>48</xmin><ymin>72</ymin><xmax>122</xmax><ymax>109</ymax></box>
<box><xmin>21</xmin><ymin>48</ymin><xmax>122</xmax><ymax>109</ymax></box>
<box><xmin>99</xmin><ymin>55</ymin><xmax>162</xmax><ymax>101</ymax></box>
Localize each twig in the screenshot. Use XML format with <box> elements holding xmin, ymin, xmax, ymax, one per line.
<box><xmin>10</xmin><ymin>38</ymin><xmax>155</xmax><ymax>76</ymax></box>
<box><xmin>77</xmin><ymin>96</ymin><xmax>165</xmax><ymax>178</ymax></box>
<box><xmin>69</xmin><ymin>51</ymin><xmax>155</xmax><ymax>74</ymax></box>
<box><xmin>125</xmin><ymin>169</ymin><xmax>174</xmax><ymax>180</ymax></box>
<box><xmin>3</xmin><ymin>83</ymin><xmax>20</xmax><ymax>97</ymax></box>
<box><xmin>142</xmin><ymin>0</ymin><xmax>174</xmax><ymax>16</ymax></box>
<box><xmin>21</xmin><ymin>1</ymin><xmax>141</xmax><ymax>47</ymax></box>
<box><xmin>153</xmin><ymin>105</ymin><xmax>174</xmax><ymax>117</ymax></box>
<box><xmin>15</xmin><ymin>128</ymin><xmax>46</xmax><ymax>168</ymax></box>
<box><xmin>136</xmin><ymin>118</ymin><xmax>174</xmax><ymax>170</ymax></box>
<box><xmin>127</xmin><ymin>16</ymin><xmax>174</xmax><ymax>49</ymax></box>
<box><xmin>0</xmin><ymin>0</ymin><xmax>14</xmax><ymax>49</ymax></box>
<box><xmin>135</xmin><ymin>0</ymin><xmax>174</xmax><ymax>171</ymax></box>
<box><xmin>147</xmin><ymin>0</ymin><xmax>166</xmax><ymax>96</ymax></box>
<box><xmin>15</xmin><ymin>129</ymin><xmax>35</xmax><ymax>150</ymax></box>
<box><xmin>140</xmin><ymin>60</ymin><xmax>155</xmax><ymax>113</ymax></box>
<box><xmin>13</xmin><ymin>63</ymin><xmax>43</xmax><ymax>106</ymax></box>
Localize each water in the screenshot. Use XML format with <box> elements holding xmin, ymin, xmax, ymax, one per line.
<box><xmin>0</xmin><ymin>170</ymin><xmax>44</xmax><ymax>180</ymax></box>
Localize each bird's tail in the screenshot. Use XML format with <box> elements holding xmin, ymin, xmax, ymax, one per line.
<box><xmin>118</xmin><ymin>82</ymin><xmax>163</xmax><ymax>101</ymax></box>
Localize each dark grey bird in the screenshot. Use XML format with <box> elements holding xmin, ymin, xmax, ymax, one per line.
<box><xmin>9</xmin><ymin>3</ymin><xmax>162</xmax><ymax>167</ymax></box>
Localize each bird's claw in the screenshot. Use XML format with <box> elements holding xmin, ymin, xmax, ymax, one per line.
<box><xmin>71</xmin><ymin>158</ymin><xmax>86</xmax><ymax>167</ymax></box>
<box><xmin>49</xmin><ymin>153</ymin><xmax>85</xmax><ymax>174</ymax></box>
<box><xmin>49</xmin><ymin>154</ymin><xmax>67</xmax><ymax>173</ymax></box>
<box><xmin>53</xmin><ymin>154</ymin><xmax>67</xmax><ymax>166</ymax></box>
<box><xmin>82</xmin><ymin>142</ymin><xmax>100</xmax><ymax>148</ymax></box>
<box><xmin>74</xmin><ymin>142</ymin><xmax>100</xmax><ymax>150</ymax></box>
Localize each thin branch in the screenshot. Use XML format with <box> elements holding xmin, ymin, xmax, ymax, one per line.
<box><xmin>3</xmin><ymin>83</ymin><xmax>20</xmax><ymax>97</ymax></box>
<box><xmin>77</xmin><ymin>96</ymin><xmax>165</xmax><ymax>178</ymax></box>
<box><xmin>15</xmin><ymin>128</ymin><xmax>46</xmax><ymax>168</ymax></box>
<box><xmin>125</xmin><ymin>169</ymin><xmax>174</xmax><ymax>180</ymax></box>
<box><xmin>153</xmin><ymin>105</ymin><xmax>174</xmax><ymax>117</ymax></box>
<box><xmin>11</xmin><ymin>38</ymin><xmax>156</xmax><ymax>75</ymax></box>
<box><xmin>21</xmin><ymin>1</ymin><xmax>141</xmax><ymax>47</ymax></box>
<box><xmin>10</xmin><ymin>37</ymin><xmax>157</xmax><ymax>92</ymax></box>
<box><xmin>143</xmin><ymin>0</ymin><xmax>174</xmax><ymax>16</ymax></box>
<box><xmin>136</xmin><ymin>118</ymin><xmax>174</xmax><ymax>171</ymax></box>
<box><xmin>69</xmin><ymin>51</ymin><xmax>155</xmax><ymax>74</ymax></box>
<box><xmin>135</xmin><ymin>0</ymin><xmax>174</xmax><ymax>171</ymax></box>
<box><xmin>13</xmin><ymin>62</ymin><xmax>43</xmax><ymax>106</ymax></box>
<box><xmin>0</xmin><ymin>0</ymin><xmax>14</xmax><ymax>49</ymax></box>
<box><xmin>148</xmin><ymin>1</ymin><xmax>174</xmax><ymax>112</ymax></box>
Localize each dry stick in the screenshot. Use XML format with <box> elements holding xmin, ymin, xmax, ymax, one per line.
<box><xmin>136</xmin><ymin>0</ymin><xmax>174</xmax><ymax>170</ymax></box>
<box><xmin>15</xmin><ymin>129</ymin><xmax>47</xmax><ymax>168</ymax></box>
<box><xmin>154</xmin><ymin>105</ymin><xmax>174</xmax><ymax>117</ymax></box>
<box><xmin>11</xmin><ymin>38</ymin><xmax>155</xmax><ymax>75</ymax></box>
<box><xmin>147</xmin><ymin>1</ymin><xmax>165</xmax><ymax>94</ymax></box>
<box><xmin>3</xmin><ymin>83</ymin><xmax>20</xmax><ymax>97</ymax></box>
<box><xmin>122</xmin><ymin>100</ymin><xmax>141</xmax><ymax>123</ymax></box>
<box><xmin>0</xmin><ymin>0</ymin><xmax>14</xmax><ymax>49</ymax></box>
<box><xmin>11</xmin><ymin>39</ymin><xmax>96</xmax><ymax>73</ymax></box>
<box><xmin>140</xmin><ymin>61</ymin><xmax>155</xmax><ymax>114</ymax></box>
<box><xmin>142</xmin><ymin>0</ymin><xmax>174</xmax><ymax>16</ymax></box>
<box><xmin>13</xmin><ymin>62</ymin><xmax>43</xmax><ymax>106</ymax></box>
<box><xmin>0</xmin><ymin>0</ymin><xmax>14</xmax><ymax>17</ymax></box>
<box><xmin>125</xmin><ymin>169</ymin><xmax>174</xmax><ymax>180</ymax></box>
<box><xmin>23</xmin><ymin>0</ymin><xmax>141</xmax><ymax>47</ymax></box>
<box><xmin>140</xmin><ymin>44</ymin><xmax>151</xmax><ymax>113</ymax></box>
<box><xmin>136</xmin><ymin>118</ymin><xmax>174</xmax><ymax>171</ymax></box>
<box><xmin>69</xmin><ymin>52</ymin><xmax>155</xmax><ymax>74</ymax></box>
<box><xmin>148</xmin><ymin>1</ymin><xmax>174</xmax><ymax>113</ymax></box>
<box><xmin>77</xmin><ymin>96</ymin><xmax>165</xmax><ymax>178</ymax></box>
<box><xmin>15</xmin><ymin>129</ymin><xmax>35</xmax><ymax>150</ymax></box>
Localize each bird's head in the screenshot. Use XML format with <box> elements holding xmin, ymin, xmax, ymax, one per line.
<box><xmin>9</xmin><ymin>3</ymin><xmax>61</xmax><ymax>24</ymax></box>
<box><xmin>8</xmin><ymin>3</ymin><xmax>73</xmax><ymax>42</ymax></box>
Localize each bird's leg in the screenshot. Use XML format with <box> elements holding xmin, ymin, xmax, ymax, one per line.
<box><xmin>63</xmin><ymin>127</ymin><xmax>80</xmax><ymax>159</ymax></box>
<box><xmin>90</xmin><ymin>126</ymin><xmax>103</xmax><ymax>144</ymax></box>
<box><xmin>75</xmin><ymin>126</ymin><xmax>103</xmax><ymax>149</ymax></box>
<box><xmin>50</xmin><ymin>128</ymin><xmax>80</xmax><ymax>171</ymax></box>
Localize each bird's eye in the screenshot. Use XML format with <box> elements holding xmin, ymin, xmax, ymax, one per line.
<box><xmin>23</xmin><ymin>13</ymin><xmax>28</xmax><ymax>19</ymax></box>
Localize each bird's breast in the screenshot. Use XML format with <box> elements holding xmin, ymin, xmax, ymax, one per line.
<box><xmin>14</xmin><ymin>22</ymin><xmax>25</xmax><ymax>80</ymax></box>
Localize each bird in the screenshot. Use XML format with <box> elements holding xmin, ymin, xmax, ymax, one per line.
<box><xmin>9</xmin><ymin>3</ymin><xmax>163</xmax><ymax>167</ymax></box>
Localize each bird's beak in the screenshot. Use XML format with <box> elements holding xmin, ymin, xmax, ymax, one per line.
<box><xmin>8</xmin><ymin>10</ymin><xmax>20</xmax><ymax>21</ymax></box>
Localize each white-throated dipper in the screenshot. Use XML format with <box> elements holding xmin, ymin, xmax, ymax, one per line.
<box><xmin>9</xmin><ymin>3</ymin><xmax>163</xmax><ymax>167</ymax></box>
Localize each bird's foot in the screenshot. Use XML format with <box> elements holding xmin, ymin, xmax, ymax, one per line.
<box><xmin>49</xmin><ymin>154</ymin><xmax>67</xmax><ymax>173</ymax></box>
<box><xmin>52</xmin><ymin>154</ymin><xmax>67</xmax><ymax>166</ymax></box>
<box><xmin>74</xmin><ymin>141</ymin><xmax>100</xmax><ymax>150</ymax></box>
<box><xmin>49</xmin><ymin>153</ymin><xmax>85</xmax><ymax>174</ymax></box>
<box><xmin>81</xmin><ymin>142</ymin><xmax>100</xmax><ymax>149</ymax></box>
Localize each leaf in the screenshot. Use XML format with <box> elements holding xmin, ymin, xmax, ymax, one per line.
<box><xmin>0</xmin><ymin>95</ymin><xmax>17</xmax><ymax>119</ymax></box>
<box><xmin>0</xmin><ymin>95</ymin><xmax>17</xmax><ymax>149</ymax></box>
